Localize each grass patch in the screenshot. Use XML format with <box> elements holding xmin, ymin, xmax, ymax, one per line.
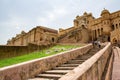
<box><xmin>0</xmin><ymin>44</ymin><xmax>83</xmax><ymax>68</ymax></box>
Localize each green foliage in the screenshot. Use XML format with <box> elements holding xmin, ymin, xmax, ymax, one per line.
<box><xmin>0</xmin><ymin>45</ymin><xmax>82</xmax><ymax>68</ymax></box>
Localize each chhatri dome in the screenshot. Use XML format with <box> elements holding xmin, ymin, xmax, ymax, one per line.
<box><xmin>101</xmin><ymin>8</ymin><xmax>110</xmax><ymax>16</ymax></box>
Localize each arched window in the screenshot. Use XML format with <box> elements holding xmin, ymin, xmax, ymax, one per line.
<box><xmin>87</xmin><ymin>21</ymin><xmax>89</xmax><ymax>24</ymax></box>
<box><xmin>101</xmin><ymin>28</ymin><xmax>103</xmax><ymax>35</ymax></box>
<box><xmin>113</xmin><ymin>38</ymin><xmax>117</xmax><ymax>43</ymax></box>
<box><xmin>111</xmin><ymin>25</ymin><xmax>115</xmax><ymax>30</ymax></box>
<box><xmin>52</xmin><ymin>37</ymin><xmax>55</xmax><ymax>42</ymax></box>
<box><xmin>40</xmin><ymin>37</ymin><xmax>43</xmax><ymax>41</ymax></box>
<box><xmin>81</xmin><ymin>25</ymin><xmax>85</xmax><ymax>29</ymax></box>
<box><xmin>116</xmin><ymin>24</ymin><xmax>118</xmax><ymax>29</ymax></box>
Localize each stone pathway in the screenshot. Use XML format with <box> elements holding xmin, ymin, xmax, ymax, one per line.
<box><xmin>112</xmin><ymin>47</ymin><xmax>120</xmax><ymax>80</ymax></box>
<box><xmin>28</xmin><ymin>47</ymin><xmax>103</xmax><ymax>80</ymax></box>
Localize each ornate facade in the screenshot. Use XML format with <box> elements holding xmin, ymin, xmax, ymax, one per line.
<box><xmin>58</xmin><ymin>9</ymin><xmax>120</xmax><ymax>44</ymax></box>
<box><xmin>7</xmin><ymin>9</ymin><xmax>120</xmax><ymax>45</ymax></box>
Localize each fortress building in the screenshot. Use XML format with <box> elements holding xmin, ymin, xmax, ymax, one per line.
<box><xmin>58</xmin><ymin>9</ymin><xmax>120</xmax><ymax>44</ymax></box>
<box><xmin>7</xmin><ymin>26</ymin><xmax>58</xmax><ymax>46</ymax></box>
<box><xmin>7</xmin><ymin>9</ymin><xmax>120</xmax><ymax>46</ymax></box>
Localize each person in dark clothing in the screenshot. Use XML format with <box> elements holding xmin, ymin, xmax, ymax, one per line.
<box><xmin>97</xmin><ymin>41</ymin><xmax>101</xmax><ymax>48</ymax></box>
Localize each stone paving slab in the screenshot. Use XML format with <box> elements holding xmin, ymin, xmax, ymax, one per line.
<box><xmin>112</xmin><ymin>47</ymin><xmax>120</xmax><ymax>80</ymax></box>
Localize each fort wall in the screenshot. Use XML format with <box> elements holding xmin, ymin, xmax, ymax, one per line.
<box><xmin>0</xmin><ymin>44</ymin><xmax>92</xmax><ymax>80</ymax></box>
<box><xmin>0</xmin><ymin>43</ymin><xmax>53</xmax><ymax>60</ymax></box>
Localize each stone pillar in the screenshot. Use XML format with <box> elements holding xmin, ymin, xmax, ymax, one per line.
<box><xmin>95</xmin><ymin>30</ymin><xmax>96</xmax><ymax>39</ymax></box>
<box><xmin>114</xmin><ymin>24</ymin><xmax>117</xmax><ymax>30</ymax></box>
<box><xmin>92</xmin><ymin>31</ymin><xmax>94</xmax><ymax>41</ymax></box>
<box><xmin>93</xmin><ymin>30</ymin><xmax>94</xmax><ymax>40</ymax></box>
<box><xmin>96</xmin><ymin>29</ymin><xmax>98</xmax><ymax>38</ymax></box>
<box><xmin>100</xmin><ymin>29</ymin><xmax>101</xmax><ymax>36</ymax></box>
<box><xmin>93</xmin><ymin>31</ymin><xmax>95</xmax><ymax>40</ymax></box>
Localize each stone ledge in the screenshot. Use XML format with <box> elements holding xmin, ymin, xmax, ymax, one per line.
<box><xmin>0</xmin><ymin>44</ymin><xmax>92</xmax><ymax>80</ymax></box>
<box><xmin>59</xmin><ymin>42</ymin><xmax>111</xmax><ymax>80</ymax></box>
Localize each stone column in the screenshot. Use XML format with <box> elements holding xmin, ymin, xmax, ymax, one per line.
<box><xmin>96</xmin><ymin>29</ymin><xmax>98</xmax><ymax>38</ymax></box>
<box><xmin>93</xmin><ymin>31</ymin><xmax>95</xmax><ymax>40</ymax></box>
<box><xmin>100</xmin><ymin>29</ymin><xmax>101</xmax><ymax>36</ymax></box>
<box><xmin>92</xmin><ymin>30</ymin><xmax>94</xmax><ymax>40</ymax></box>
<box><xmin>95</xmin><ymin>30</ymin><xmax>97</xmax><ymax>39</ymax></box>
<box><xmin>114</xmin><ymin>24</ymin><xmax>117</xmax><ymax>30</ymax></box>
<box><xmin>92</xmin><ymin>31</ymin><xmax>94</xmax><ymax>41</ymax></box>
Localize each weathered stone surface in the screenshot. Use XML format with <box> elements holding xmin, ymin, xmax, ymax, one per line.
<box><xmin>59</xmin><ymin>42</ymin><xmax>112</xmax><ymax>80</ymax></box>
<box><xmin>0</xmin><ymin>44</ymin><xmax>54</xmax><ymax>60</ymax></box>
<box><xmin>7</xmin><ymin>26</ymin><xmax>58</xmax><ymax>46</ymax></box>
<box><xmin>7</xmin><ymin>10</ymin><xmax>120</xmax><ymax>45</ymax></box>
<box><xmin>0</xmin><ymin>44</ymin><xmax>92</xmax><ymax>80</ymax></box>
<box><xmin>58</xmin><ymin>9</ymin><xmax>120</xmax><ymax>43</ymax></box>
<box><xmin>112</xmin><ymin>47</ymin><xmax>120</xmax><ymax>80</ymax></box>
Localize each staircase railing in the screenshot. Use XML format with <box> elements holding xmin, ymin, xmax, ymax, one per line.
<box><xmin>59</xmin><ymin>42</ymin><xmax>112</xmax><ymax>80</ymax></box>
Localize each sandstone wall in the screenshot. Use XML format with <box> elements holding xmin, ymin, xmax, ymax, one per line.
<box><xmin>0</xmin><ymin>44</ymin><xmax>92</xmax><ymax>80</ymax></box>
<box><xmin>7</xmin><ymin>26</ymin><xmax>58</xmax><ymax>46</ymax></box>
<box><xmin>0</xmin><ymin>43</ymin><xmax>53</xmax><ymax>60</ymax></box>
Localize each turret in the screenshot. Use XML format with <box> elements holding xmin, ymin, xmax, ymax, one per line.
<box><xmin>101</xmin><ymin>9</ymin><xmax>111</xmax><ymax>35</ymax></box>
<box><xmin>101</xmin><ymin>9</ymin><xmax>110</xmax><ymax>19</ymax></box>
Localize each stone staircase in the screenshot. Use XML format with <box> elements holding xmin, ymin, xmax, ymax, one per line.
<box><xmin>28</xmin><ymin>46</ymin><xmax>103</xmax><ymax>80</ymax></box>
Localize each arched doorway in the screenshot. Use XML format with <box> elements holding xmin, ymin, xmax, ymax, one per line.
<box><xmin>111</xmin><ymin>25</ymin><xmax>115</xmax><ymax>30</ymax></box>
<box><xmin>108</xmin><ymin>36</ymin><xmax>110</xmax><ymax>41</ymax></box>
<box><xmin>112</xmin><ymin>38</ymin><xmax>117</xmax><ymax>44</ymax></box>
<box><xmin>52</xmin><ymin>37</ymin><xmax>55</xmax><ymax>43</ymax></box>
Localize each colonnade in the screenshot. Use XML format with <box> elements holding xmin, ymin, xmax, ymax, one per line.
<box><xmin>92</xmin><ymin>28</ymin><xmax>103</xmax><ymax>40</ymax></box>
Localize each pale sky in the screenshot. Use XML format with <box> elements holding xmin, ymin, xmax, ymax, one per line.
<box><xmin>0</xmin><ymin>0</ymin><xmax>120</xmax><ymax>44</ymax></box>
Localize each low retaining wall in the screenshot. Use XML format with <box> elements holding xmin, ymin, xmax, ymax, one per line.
<box><xmin>0</xmin><ymin>43</ymin><xmax>53</xmax><ymax>60</ymax></box>
<box><xmin>59</xmin><ymin>42</ymin><xmax>112</xmax><ymax>80</ymax></box>
<box><xmin>0</xmin><ymin>44</ymin><xmax>92</xmax><ymax>80</ymax></box>
<box><xmin>103</xmin><ymin>50</ymin><xmax>113</xmax><ymax>80</ymax></box>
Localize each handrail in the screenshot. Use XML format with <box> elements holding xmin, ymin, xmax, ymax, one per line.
<box><xmin>59</xmin><ymin>42</ymin><xmax>111</xmax><ymax>80</ymax></box>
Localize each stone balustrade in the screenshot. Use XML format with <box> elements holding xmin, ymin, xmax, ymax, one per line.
<box><xmin>0</xmin><ymin>44</ymin><xmax>92</xmax><ymax>80</ymax></box>
<box><xmin>59</xmin><ymin>42</ymin><xmax>112</xmax><ymax>80</ymax></box>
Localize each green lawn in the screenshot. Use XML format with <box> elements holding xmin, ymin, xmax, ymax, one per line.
<box><xmin>0</xmin><ymin>45</ymin><xmax>82</xmax><ymax>68</ymax></box>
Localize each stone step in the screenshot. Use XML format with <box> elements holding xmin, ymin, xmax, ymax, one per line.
<box><xmin>53</xmin><ymin>67</ymin><xmax>75</xmax><ymax>70</ymax></box>
<box><xmin>77</xmin><ymin>55</ymin><xmax>92</xmax><ymax>59</ymax></box>
<box><xmin>36</xmin><ymin>74</ymin><xmax>63</xmax><ymax>79</ymax></box>
<box><xmin>67</xmin><ymin>60</ymin><xmax>84</xmax><ymax>64</ymax></box>
<box><xmin>60</xmin><ymin>64</ymin><xmax>80</xmax><ymax>67</ymax></box>
<box><xmin>27</xmin><ymin>47</ymin><xmax>105</xmax><ymax>80</ymax></box>
<box><xmin>28</xmin><ymin>78</ymin><xmax>54</xmax><ymax>80</ymax></box>
<box><xmin>89</xmin><ymin>50</ymin><xmax>97</xmax><ymax>52</ymax></box>
<box><xmin>88</xmin><ymin>52</ymin><xmax>96</xmax><ymax>54</ymax></box>
<box><xmin>44</xmin><ymin>70</ymin><xmax>70</xmax><ymax>74</ymax></box>
<box><xmin>70</xmin><ymin>59</ymin><xmax>85</xmax><ymax>62</ymax></box>
<box><xmin>72</xmin><ymin>58</ymin><xmax>86</xmax><ymax>60</ymax></box>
